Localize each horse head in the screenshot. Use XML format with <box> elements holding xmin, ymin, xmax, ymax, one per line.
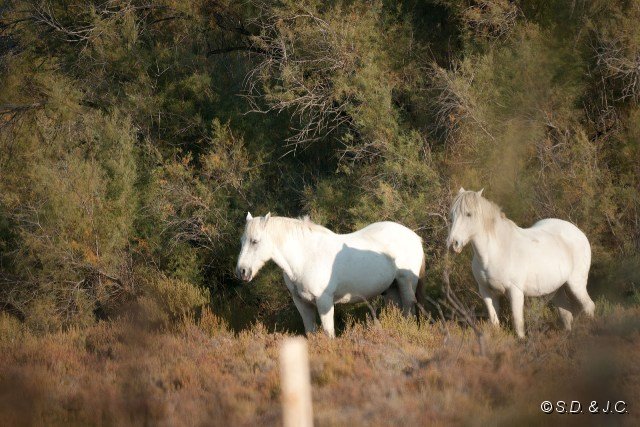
<box><xmin>447</xmin><ymin>187</ymin><xmax>486</xmax><ymax>253</ymax></box>
<box><xmin>236</xmin><ymin>212</ymin><xmax>272</xmax><ymax>281</ymax></box>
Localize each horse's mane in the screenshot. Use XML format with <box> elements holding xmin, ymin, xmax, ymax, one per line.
<box><xmin>451</xmin><ymin>191</ymin><xmax>507</xmax><ymax>233</ymax></box>
<box><xmin>248</xmin><ymin>215</ymin><xmax>333</xmax><ymax>244</ymax></box>
<box><xmin>271</xmin><ymin>215</ymin><xmax>332</xmax><ymax>234</ymax></box>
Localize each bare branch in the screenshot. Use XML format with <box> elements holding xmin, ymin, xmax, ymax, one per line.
<box><xmin>441</xmin><ymin>252</ymin><xmax>487</xmax><ymax>357</ymax></box>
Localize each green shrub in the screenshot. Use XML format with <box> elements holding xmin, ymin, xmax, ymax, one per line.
<box><xmin>140</xmin><ymin>273</ymin><xmax>210</xmax><ymax>322</ymax></box>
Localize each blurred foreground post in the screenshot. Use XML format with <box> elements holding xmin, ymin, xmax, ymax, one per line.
<box><xmin>279</xmin><ymin>337</ymin><xmax>313</xmax><ymax>427</ymax></box>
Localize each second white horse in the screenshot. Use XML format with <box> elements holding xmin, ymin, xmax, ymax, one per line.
<box><xmin>447</xmin><ymin>188</ymin><xmax>595</xmax><ymax>338</ymax></box>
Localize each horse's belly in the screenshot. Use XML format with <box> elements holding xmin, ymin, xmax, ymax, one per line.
<box><xmin>520</xmin><ymin>249</ymin><xmax>572</xmax><ymax>296</ymax></box>
<box><xmin>334</xmin><ymin>270</ymin><xmax>396</xmax><ymax>303</ymax></box>
<box><xmin>481</xmin><ymin>265</ymin><xmax>569</xmax><ymax>297</ymax></box>
<box><xmin>329</xmin><ymin>252</ymin><xmax>397</xmax><ymax>303</ymax></box>
<box><xmin>524</xmin><ymin>268</ymin><xmax>570</xmax><ymax>296</ymax></box>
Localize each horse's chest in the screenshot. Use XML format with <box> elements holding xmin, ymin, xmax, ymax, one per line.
<box><xmin>474</xmin><ymin>263</ymin><xmax>510</xmax><ymax>294</ymax></box>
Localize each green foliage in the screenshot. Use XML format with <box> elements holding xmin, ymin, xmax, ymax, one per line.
<box><xmin>0</xmin><ymin>76</ymin><xmax>138</xmax><ymax>326</ymax></box>
<box><xmin>137</xmin><ymin>271</ymin><xmax>210</xmax><ymax>323</ymax></box>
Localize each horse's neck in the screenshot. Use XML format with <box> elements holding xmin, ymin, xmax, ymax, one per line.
<box><xmin>268</xmin><ymin>225</ymin><xmax>319</xmax><ymax>282</ymax></box>
<box><xmin>470</xmin><ymin>217</ymin><xmax>515</xmax><ymax>267</ymax></box>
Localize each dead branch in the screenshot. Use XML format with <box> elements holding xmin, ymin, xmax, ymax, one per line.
<box><xmin>0</xmin><ymin>103</ymin><xmax>44</xmax><ymax>114</ymax></box>
<box><xmin>242</xmin><ymin>2</ymin><xmax>354</xmax><ymax>146</ymax></box>
<box><xmin>207</xmin><ymin>45</ymin><xmax>267</xmax><ymax>56</ymax></box>
<box><xmin>441</xmin><ymin>252</ymin><xmax>487</xmax><ymax>357</ymax></box>
<box><xmin>595</xmin><ymin>36</ymin><xmax>640</xmax><ymax>102</ymax></box>
<box><xmin>355</xmin><ymin>294</ymin><xmax>381</xmax><ymax>328</ymax></box>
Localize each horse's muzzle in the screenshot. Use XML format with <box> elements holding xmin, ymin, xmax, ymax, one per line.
<box><xmin>236</xmin><ymin>266</ymin><xmax>252</xmax><ymax>282</ymax></box>
<box><xmin>448</xmin><ymin>239</ymin><xmax>463</xmax><ymax>254</ymax></box>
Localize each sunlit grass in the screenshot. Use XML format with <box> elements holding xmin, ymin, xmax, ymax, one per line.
<box><xmin>0</xmin><ymin>302</ymin><xmax>638</xmax><ymax>425</ymax></box>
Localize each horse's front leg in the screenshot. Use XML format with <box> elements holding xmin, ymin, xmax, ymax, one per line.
<box><xmin>283</xmin><ymin>274</ymin><xmax>317</xmax><ymax>334</ymax></box>
<box><xmin>316</xmin><ymin>295</ymin><xmax>335</xmax><ymax>338</ymax></box>
<box><xmin>291</xmin><ymin>293</ymin><xmax>318</xmax><ymax>334</ymax></box>
<box><xmin>479</xmin><ymin>283</ymin><xmax>500</xmax><ymax>327</ymax></box>
<box><xmin>508</xmin><ymin>287</ymin><xmax>525</xmax><ymax>338</ymax></box>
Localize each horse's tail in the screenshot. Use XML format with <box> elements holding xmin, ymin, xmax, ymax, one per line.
<box><xmin>415</xmin><ymin>252</ymin><xmax>427</xmax><ymax>315</ymax></box>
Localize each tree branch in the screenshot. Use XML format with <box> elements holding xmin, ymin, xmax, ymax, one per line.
<box><xmin>0</xmin><ymin>102</ymin><xmax>44</xmax><ymax>114</ymax></box>
<box><xmin>207</xmin><ymin>45</ymin><xmax>267</xmax><ymax>56</ymax></box>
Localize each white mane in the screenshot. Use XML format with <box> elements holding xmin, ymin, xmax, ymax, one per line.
<box><xmin>246</xmin><ymin>215</ymin><xmax>333</xmax><ymax>244</ymax></box>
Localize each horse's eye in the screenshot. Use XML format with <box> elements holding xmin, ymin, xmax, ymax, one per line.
<box><xmin>250</xmin><ymin>239</ymin><xmax>259</xmax><ymax>245</ymax></box>
<box><xmin>466</xmin><ymin>213</ymin><xmax>472</xmax><ymax>217</ymax></box>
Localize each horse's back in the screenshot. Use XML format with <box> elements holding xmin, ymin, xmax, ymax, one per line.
<box><xmin>347</xmin><ymin>221</ymin><xmax>423</xmax><ymax>268</ymax></box>
<box><xmin>530</xmin><ymin>219</ymin><xmax>589</xmax><ymax>249</ymax></box>
<box><xmin>319</xmin><ymin>222</ymin><xmax>421</xmax><ymax>300</ymax></box>
<box><xmin>352</xmin><ymin>221</ymin><xmax>421</xmax><ymax>249</ymax></box>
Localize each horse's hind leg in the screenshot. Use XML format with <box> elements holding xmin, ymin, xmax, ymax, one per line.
<box><xmin>566</xmin><ymin>277</ymin><xmax>595</xmax><ymax>317</ymax></box>
<box><xmin>396</xmin><ymin>275</ymin><xmax>418</xmax><ymax>317</ymax></box>
<box><xmin>551</xmin><ymin>286</ymin><xmax>574</xmax><ymax>331</ymax></box>
<box><xmin>382</xmin><ymin>284</ymin><xmax>402</xmax><ymax>310</ymax></box>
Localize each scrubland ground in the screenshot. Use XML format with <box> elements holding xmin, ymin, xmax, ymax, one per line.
<box><xmin>0</xmin><ymin>302</ymin><xmax>638</xmax><ymax>427</ymax></box>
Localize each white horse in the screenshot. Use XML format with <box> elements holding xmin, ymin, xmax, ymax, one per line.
<box><xmin>447</xmin><ymin>188</ymin><xmax>595</xmax><ymax>338</ymax></box>
<box><xmin>236</xmin><ymin>213</ymin><xmax>426</xmax><ymax>337</ymax></box>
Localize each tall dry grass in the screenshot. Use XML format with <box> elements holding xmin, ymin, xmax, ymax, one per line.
<box><xmin>0</xmin><ymin>304</ymin><xmax>638</xmax><ymax>426</ymax></box>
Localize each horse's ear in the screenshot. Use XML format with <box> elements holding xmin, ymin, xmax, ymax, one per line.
<box><xmin>246</xmin><ymin>212</ymin><xmax>253</xmax><ymax>221</ymax></box>
<box><xmin>264</xmin><ymin>212</ymin><xmax>271</xmax><ymax>221</ymax></box>
<box><xmin>477</xmin><ymin>188</ymin><xmax>484</xmax><ymax>197</ymax></box>
<box><xmin>458</xmin><ymin>187</ymin><xmax>465</xmax><ymax>194</ymax></box>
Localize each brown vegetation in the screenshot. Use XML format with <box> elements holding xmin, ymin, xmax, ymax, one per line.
<box><xmin>0</xmin><ymin>304</ymin><xmax>638</xmax><ymax>426</ymax></box>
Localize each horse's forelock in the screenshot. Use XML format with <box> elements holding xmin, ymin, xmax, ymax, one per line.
<box><xmin>245</xmin><ymin>216</ymin><xmax>267</xmax><ymax>237</ymax></box>
<box><xmin>451</xmin><ymin>191</ymin><xmax>480</xmax><ymax>218</ymax></box>
<box><xmin>452</xmin><ymin>191</ymin><xmax>503</xmax><ymax>230</ymax></box>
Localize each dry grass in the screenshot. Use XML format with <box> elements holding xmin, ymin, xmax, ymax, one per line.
<box><xmin>0</xmin><ymin>304</ymin><xmax>638</xmax><ymax>426</ymax></box>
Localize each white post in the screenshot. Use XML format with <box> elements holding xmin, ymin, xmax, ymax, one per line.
<box><xmin>279</xmin><ymin>337</ymin><xmax>313</xmax><ymax>427</ymax></box>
